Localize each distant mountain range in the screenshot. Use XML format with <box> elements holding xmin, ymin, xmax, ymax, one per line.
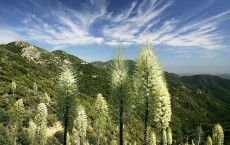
<box><xmin>0</xmin><ymin>41</ymin><xmax>229</xmax><ymax>144</ymax></box>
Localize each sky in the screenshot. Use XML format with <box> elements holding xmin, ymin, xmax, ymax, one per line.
<box><xmin>0</xmin><ymin>0</ymin><xmax>230</xmax><ymax>74</ymax></box>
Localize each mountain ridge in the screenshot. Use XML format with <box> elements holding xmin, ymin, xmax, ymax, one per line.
<box><xmin>0</xmin><ymin>41</ymin><xmax>230</xmax><ymax>144</ymax></box>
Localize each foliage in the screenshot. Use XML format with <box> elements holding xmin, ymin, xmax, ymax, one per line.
<box><xmin>167</xmin><ymin>127</ymin><xmax>172</xmax><ymax>145</ymax></box>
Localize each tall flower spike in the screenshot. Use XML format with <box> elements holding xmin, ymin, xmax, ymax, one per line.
<box><xmin>212</xmin><ymin>123</ymin><xmax>224</xmax><ymax>145</ymax></box>
<box><xmin>59</xmin><ymin>66</ymin><xmax>77</xmax><ymax>94</ymax></box>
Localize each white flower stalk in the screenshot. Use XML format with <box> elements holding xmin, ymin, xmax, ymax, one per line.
<box><xmin>149</xmin><ymin>130</ymin><xmax>156</xmax><ymax>145</ymax></box>
<box><xmin>33</xmin><ymin>82</ymin><xmax>38</xmax><ymax>92</ymax></box>
<box><xmin>167</xmin><ymin>127</ymin><xmax>172</xmax><ymax>145</ymax></box>
<box><xmin>35</xmin><ymin>103</ymin><xmax>47</xmax><ymax>145</ymax></box>
<box><xmin>206</xmin><ymin>136</ymin><xmax>212</xmax><ymax>145</ymax></box>
<box><xmin>134</xmin><ymin>43</ymin><xmax>171</xmax><ymax>145</ymax></box>
<box><xmin>28</xmin><ymin>120</ymin><xmax>37</xmax><ymax>145</ymax></box>
<box><xmin>94</xmin><ymin>93</ymin><xmax>109</xmax><ymax>145</ymax></box>
<box><xmin>44</xmin><ymin>92</ymin><xmax>50</xmax><ymax>104</ymax></box>
<box><xmin>212</xmin><ymin>123</ymin><xmax>224</xmax><ymax>145</ymax></box>
<box><xmin>11</xmin><ymin>81</ymin><xmax>17</xmax><ymax>95</ymax></box>
<box><xmin>59</xmin><ymin>66</ymin><xmax>77</xmax><ymax>94</ymax></box>
<box><xmin>76</xmin><ymin>106</ymin><xmax>87</xmax><ymax>140</ymax></box>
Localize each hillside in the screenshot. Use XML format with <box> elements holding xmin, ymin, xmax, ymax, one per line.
<box><xmin>0</xmin><ymin>41</ymin><xmax>229</xmax><ymax>144</ymax></box>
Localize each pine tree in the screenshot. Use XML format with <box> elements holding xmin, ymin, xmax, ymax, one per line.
<box><xmin>206</xmin><ymin>136</ymin><xmax>212</xmax><ymax>145</ymax></box>
<box><xmin>149</xmin><ymin>130</ymin><xmax>156</xmax><ymax>145</ymax></box>
<box><xmin>94</xmin><ymin>93</ymin><xmax>109</xmax><ymax>145</ymax></box>
<box><xmin>134</xmin><ymin>43</ymin><xmax>171</xmax><ymax>145</ymax></box>
<box><xmin>28</xmin><ymin>120</ymin><xmax>37</xmax><ymax>145</ymax></box>
<box><xmin>212</xmin><ymin>123</ymin><xmax>224</xmax><ymax>145</ymax></box>
<box><xmin>10</xmin><ymin>99</ymin><xmax>25</xmax><ymax>145</ymax></box>
<box><xmin>11</xmin><ymin>81</ymin><xmax>17</xmax><ymax>96</ymax></box>
<box><xmin>57</xmin><ymin>65</ymin><xmax>78</xmax><ymax>145</ymax></box>
<box><xmin>34</xmin><ymin>103</ymin><xmax>47</xmax><ymax>145</ymax></box>
<box><xmin>167</xmin><ymin>127</ymin><xmax>172</xmax><ymax>145</ymax></box>
<box><xmin>110</xmin><ymin>45</ymin><xmax>130</xmax><ymax>145</ymax></box>
<box><xmin>76</xmin><ymin>105</ymin><xmax>87</xmax><ymax>145</ymax></box>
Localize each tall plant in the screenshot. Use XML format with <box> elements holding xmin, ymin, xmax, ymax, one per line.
<box><xmin>110</xmin><ymin>44</ymin><xmax>130</xmax><ymax>145</ymax></box>
<box><xmin>212</xmin><ymin>123</ymin><xmax>224</xmax><ymax>145</ymax></box>
<box><xmin>34</xmin><ymin>103</ymin><xmax>47</xmax><ymax>145</ymax></box>
<box><xmin>57</xmin><ymin>65</ymin><xmax>78</xmax><ymax>145</ymax></box>
<box><xmin>94</xmin><ymin>93</ymin><xmax>109</xmax><ymax>145</ymax></box>
<box><xmin>134</xmin><ymin>43</ymin><xmax>171</xmax><ymax>145</ymax></box>
<box><xmin>76</xmin><ymin>105</ymin><xmax>87</xmax><ymax>145</ymax></box>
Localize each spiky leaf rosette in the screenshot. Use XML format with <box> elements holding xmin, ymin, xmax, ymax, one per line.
<box><xmin>212</xmin><ymin>123</ymin><xmax>224</xmax><ymax>145</ymax></box>
<box><xmin>76</xmin><ymin>105</ymin><xmax>87</xmax><ymax>138</ymax></box>
<box><xmin>35</xmin><ymin>103</ymin><xmax>47</xmax><ymax>145</ymax></box>
<box><xmin>206</xmin><ymin>136</ymin><xmax>212</xmax><ymax>145</ymax></box>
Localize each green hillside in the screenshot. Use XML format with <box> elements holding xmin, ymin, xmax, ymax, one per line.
<box><xmin>0</xmin><ymin>41</ymin><xmax>229</xmax><ymax>144</ymax></box>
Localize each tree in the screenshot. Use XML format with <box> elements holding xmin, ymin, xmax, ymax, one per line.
<box><xmin>28</xmin><ymin>120</ymin><xmax>37</xmax><ymax>145</ymax></box>
<box><xmin>149</xmin><ymin>130</ymin><xmax>156</xmax><ymax>145</ymax></box>
<box><xmin>94</xmin><ymin>93</ymin><xmax>109</xmax><ymax>145</ymax></box>
<box><xmin>110</xmin><ymin>45</ymin><xmax>130</xmax><ymax>145</ymax></box>
<box><xmin>212</xmin><ymin>123</ymin><xmax>224</xmax><ymax>145</ymax></box>
<box><xmin>34</xmin><ymin>103</ymin><xmax>47</xmax><ymax>145</ymax></box>
<box><xmin>206</xmin><ymin>136</ymin><xmax>212</xmax><ymax>145</ymax></box>
<box><xmin>134</xmin><ymin>43</ymin><xmax>171</xmax><ymax>145</ymax></box>
<box><xmin>57</xmin><ymin>65</ymin><xmax>78</xmax><ymax>145</ymax></box>
<box><xmin>11</xmin><ymin>81</ymin><xmax>17</xmax><ymax>96</ymax></box>
<box><xmin>10</xmin><ymin>99</ymin><xmax>25</xmax><ymax>145</ymax></box>
<box><xmin>167</xmin><ymin>127</ymin><xmax>172</xmax><ymax>145</ymax></box>
<box><xmin>195</xmin><ymin>125</ymin><xmax>205</xmax><ymax>145</ymax></box>
<box><xmin>76</xmin><ymin>105</ymin><xmax>87</xmax><ymax>145</ymax></box>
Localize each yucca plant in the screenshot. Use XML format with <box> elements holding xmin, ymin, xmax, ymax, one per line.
<box><xmin>167</xmin><ymin>127</ymin><xmax>172</xmax><ymax>145</ymax></box>
<box><xmin>10</xmin><ymin>99</ymin><xmax>25</xmax><ymax>145</ymax></box>
<box><xmin>57</xmin><ymin>65</ymin><xmax>78</xmax><ymax>145</ymax></box>
<box><xmin>212</xmin><ymin>123</ymin><xmax>224</xmax><ymax>145</ymax></box>
<box><xmin>134</xmin><ymin>43</ymin><xmax>171</xmax><ymax>145</ymax></box>
<box><xmin>94</xmin><ymin>93</ymin><xmax>109</xmax><ymax>145</ymax></box>
<box><xmin>111</xmin><ymin>44</ymin><xmax>130</xmax><ymax>145</ymax></box>
<box><xmin>206</xmin><ymin>136</ymin><xmax>212</xmax><ymax>145</ymax></box>
<box><xmin>11</xmin><ymin>80</ymin><xmax>17</xmax><ymax>96</ymax></box>
<box><xmin>76</xmin><ymin>105</ymin><xmax>87</xmax><ymax>145</ymax></box>
<box><xmin>149</xmin><ymin>130</ymin><xmax>156</xmax><ymax>145</ymax></box>
<box><xmin>28</xmin><ymin>120</ymin><xmax>37</xmax><ymax>145</ymax></box>
<box><xmin>34</xmin><ymin>103</ymin><xmax>47</xmax><ymax>145</ymax></box>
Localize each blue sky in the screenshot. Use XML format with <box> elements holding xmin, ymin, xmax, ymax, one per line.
<box><xmin>0</xmin><ymin>0</ymin><xmax>230</xmax><ymax>74</ymax></box>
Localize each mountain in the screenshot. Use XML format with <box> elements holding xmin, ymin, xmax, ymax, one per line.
<box><xmin>0</xmin><ymin>41</ymin><xmax>230</xmax><ymax>144</ymax></box>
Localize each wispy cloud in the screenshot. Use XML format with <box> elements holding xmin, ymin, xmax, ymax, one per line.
<box><xmin>0</xmin><ymin>0</ymin><xmax>230</xmax><ymax>52</ymax></box>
